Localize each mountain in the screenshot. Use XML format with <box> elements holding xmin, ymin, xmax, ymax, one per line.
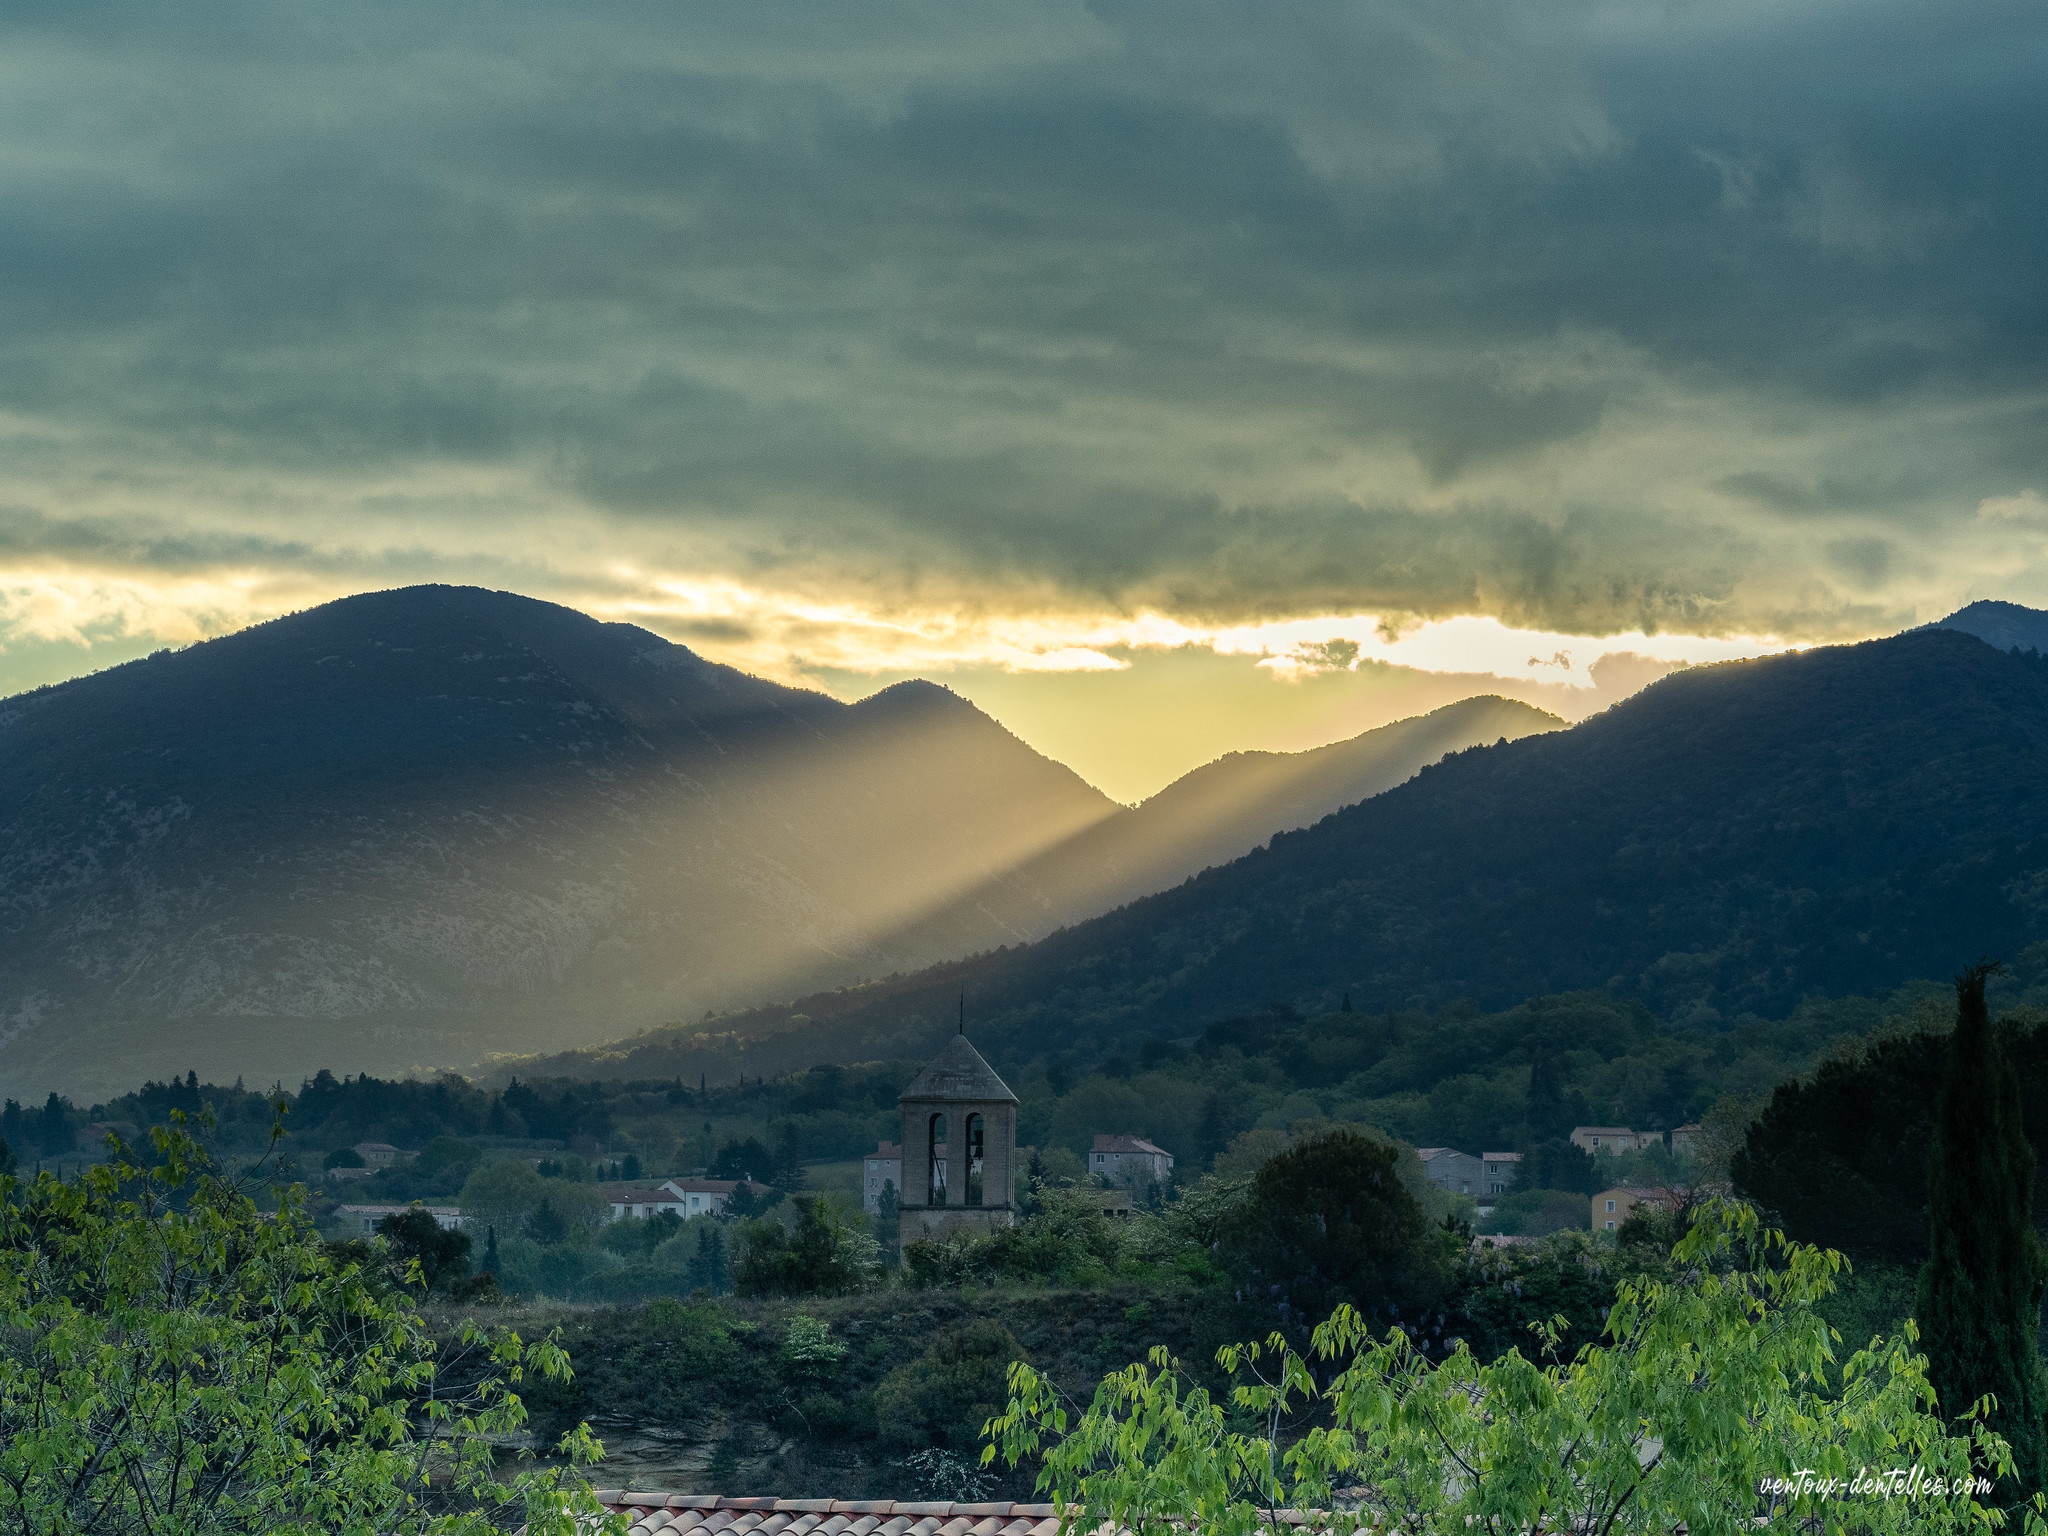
<box><xmin>1929</xmin><ymin>599</ymin><xmax>2048</xmax><ymax>654</ymax></box>
<box><xmin>870</xmin><ymin>695</ymin><xmax>1562</xmax><ymax>961</ymax></box>
<box><xmin>528</xmin><ymin>625</ymin><xmax>2048</xmax><ymax>1084</ymax></box>
<box><xmin>0</xmin><ymin>585</ymin><xmax>1552</xmax><ymax>1101</ymax></box>
<box><xmin>0</xmin><ymin>586</ymin><xmax>1119</xmax><ymax>1099</ymax></box>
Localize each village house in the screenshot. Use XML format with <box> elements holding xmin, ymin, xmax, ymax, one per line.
<box><xmin>863</xmin><ymin>1141</ymin><xmax>902</xmax><ymax>1212</ymax></box>
<box><xmin>601</xmin><ymin>1177</ymin><xmax>771</xmax><ymax>1221</ymax></box>
<box><xmin>352</xmin><ymin>1141</ymin><xmax>405</xmax><ymax>1166</ymax></box>
<box><xmin>334</xmin><ymin>1203</ymin><xmax>466</xmax><ymax>1235</ymax></box>
<box><xmin>1570</xmin><ymin>1125</ymin><xmax>1647</xmax><ymax>1154</ymax></box>
<box><xmin>1417</xmin><ymin>1146</ymin><xmax>1484</xmax><ymax>1196</ymax></box>
<box><xmin>1669</xmin><ymin>1123</ymin><xmax>1703</xmax><ymax>1155</ymax></box>
<box><xmin>1481</xmin><ymin>1151</ymin><xmax>1522</xmax><ymax>1195</ymax></box>
<box><xmin>1593</xmin><ymin>1186</ymin><xmax>1679</xmax><ymax>1232</ymax></box>
<box><xmin>1090</xmin><ymin>1133</ymin><xmax>1174</xmax><ymax>1187</ymax></box>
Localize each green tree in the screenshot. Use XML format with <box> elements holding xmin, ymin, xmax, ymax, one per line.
<box><xmin>526</xmin><ymin>1197</ymin><xmax>570</xmax><ymax>1246</ymax></box>
<box><xmin>458</xmin><ymin>1156</ymin><xmax>549</xmax><ymax>1235</ymax></box>
<box><xmin>874</xmin><ymin>1177</ymin><xmax>901</xmax><ymax>1258</ymax></box>
<box><xmin>0</xmin><ymin>1114</ymin><xmax>620</xmax><ymax>1535</ymax></box>
<box><xmin>1219</xmin><ymin>1129</ymin><xmax>1447</xmax><ymax>1332</ymax></box>
<box><xmin>689</xmin><ymin>1222</ymin><xmax>729</xmax><ymax>1295</ymax></box>
<box><xmin>376</xmin><ymin>1207</ymin><xmax>473</xmax><ymax>1292</ymax></box>
<box><xmin>992</xmin><ymin>1201</ymin><xmax>2041</xmax><ymax>1536</ymax></box>
<box><xmin>733</xmin><ymin>1195</ymin><xmax>881</xmax><ymax>1297</ymax></box>
<box><xmin>1917</xmin><ymin>961</ymin><xmax>2048</xmax><ymax>1496</ymax></box>
<box><xmin>36</xmin><ymin>1093</ymin><xmax>68</xmax><ymax>1157</ymax></box>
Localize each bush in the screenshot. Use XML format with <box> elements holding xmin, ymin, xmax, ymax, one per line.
<box><xmin>874</xmin><ymin>1320</ymin><xmax>1025</xmax><ymax>1450</ymax></box>
<box><xmin>1480</xmin><ymin>1187</ymin><xmax>1586</xmax><ymax>1236</ymax></box>
<box><xmin>781</xmin><ymin>1314</ymin><xmax>848</xmax><ymax>1381</ymax></box>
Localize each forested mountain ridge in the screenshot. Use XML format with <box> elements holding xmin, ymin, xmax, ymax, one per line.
<box><xmin>530</xmin><ymin>626</ymin><xmax>2048</xmax><ymax>1084</ymax></box>
<box><xmin>0</xmin><ymin>586</ymin><xmax>1550</xmax><ymax>1100</ymax></box>
<box><xmin>0</xmin><ymin>586</ymin><xmax>1120</xmax><ymax>1098</ymax></box>
<box><xmin>875</xmin><ymin>694</ymin><xmax>1562</xmax><ymax>961</ymax></box>
<box><xmin>1928</xmin><ymin>598</ymin><xmax>2048</xmax><ymax>654</ymax></box>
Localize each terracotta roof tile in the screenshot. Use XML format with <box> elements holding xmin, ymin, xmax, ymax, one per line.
<box><xmin>573</xmin><ymin>1493</ymin><xmax>1354</xmax><ymax>1536</ymax></box>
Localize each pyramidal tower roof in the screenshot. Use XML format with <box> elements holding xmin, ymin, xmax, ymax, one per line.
<box><xmin>899</xmin><ymin>1033</ymin><xmax>1018</xmax><ymax>1104</ymax></box>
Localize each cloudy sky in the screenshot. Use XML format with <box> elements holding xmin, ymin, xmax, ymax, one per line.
<box><xmin>2</xmin><ymin>1</ymin><xmax>2043</xmax><ymax>797</ymax></box>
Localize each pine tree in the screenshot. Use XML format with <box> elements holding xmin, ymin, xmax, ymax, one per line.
<box><xmin>38</xmin><ymin>1093</ymin><xmax>69</xmax><ymax>1157</ymax></box>
<box><xmin>483</xmin><ymin>1224</ymin><xmax>500</xmax><ymax>1275</ymax></box>
<box><xmin>1916</xmin><ymin>960</ymin><xmax>2048</xmax><ymax>1496</ymax></box>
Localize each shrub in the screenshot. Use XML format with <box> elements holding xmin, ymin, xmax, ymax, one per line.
<box><xmin>874</xmin><ymin>1320</ymin><xmax>1024</xmax><ymax>1450</ymax></box>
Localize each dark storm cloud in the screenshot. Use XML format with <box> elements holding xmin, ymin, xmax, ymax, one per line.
<box><xmin>0</xmin><ymin>0</ymin><xmax>2043</xmax><ymax>638</ymax></box>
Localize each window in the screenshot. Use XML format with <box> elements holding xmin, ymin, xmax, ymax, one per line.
<box><xmin>965</xmin><ymin>1113</ymin><xmax>985</xmax><ymax>1207</ymax></box>
<box><xmin>1605</xmin><ymin>1199</ymin><xmax>1615</xmax><ymax>1212</ymax></box>
<box><xmin>1605</xmin><ymin>1220</ymin><xmax>1616</xmax><ymax>1231</ymax></box>
<box><xmin>929</xmin><ymin>1113</ymin><xmax>949</xmax><ymax>1206</ymax></box>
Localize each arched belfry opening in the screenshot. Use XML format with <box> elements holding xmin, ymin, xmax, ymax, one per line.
<box><xmin>897</xmin><ymin>1032</ymin><xmax>1018</xmax><ymax>1246</ymax></box>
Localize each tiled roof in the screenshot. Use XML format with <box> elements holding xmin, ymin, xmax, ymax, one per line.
<box><xmin>585</xmin><ymin>1494</ymin><xmax>1327</xmax><ymax>1536</ymax></box>
<box><xmin>601</xmin><ymin>1185</ymin><xmax>680</xmax><ymax>1204</ymax></box>
<box><xmin>1090</xmin><ymin>1135</ymin><xmax>1168</xmax><ymax>1156</ymax></box>
<box><xmin>1480</xmin><ymin>1152</ymin><xmax>1522</xmax><ymax>1162</ymax></box>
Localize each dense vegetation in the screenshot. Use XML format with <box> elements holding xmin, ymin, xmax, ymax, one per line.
<box><xmin>524</xmin><ymin>628</ymin><xmax>2048</xmax><ymax>1086</ymax></box>
<box><xmin>0</xmin><ymin>1119</ymin><xmax>614</xmax><ymax>1534</ymax></box>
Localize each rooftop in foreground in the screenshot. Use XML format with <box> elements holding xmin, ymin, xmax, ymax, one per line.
<box><xmin>584</xmin><ymin>1494</ymin><xmax>1329</xmax><ymax>1536</ymax></box>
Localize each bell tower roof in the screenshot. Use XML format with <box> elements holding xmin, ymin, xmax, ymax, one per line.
<box><xmin>899</xmin><ymin>1034</ymin><xmax>1018</xmax><ymax>1105</ymax></box>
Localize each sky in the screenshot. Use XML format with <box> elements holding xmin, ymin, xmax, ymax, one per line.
<box><xmin>1</xmin><ymin>2</ymin><xmax>2043</xmax><ymax>799</ymax></box>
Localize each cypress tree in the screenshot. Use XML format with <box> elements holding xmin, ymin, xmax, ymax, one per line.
<box><xmin>1916</xmin><ymin>960</ymin><xmax>2048</xmax><ymax>1495</ymax></box>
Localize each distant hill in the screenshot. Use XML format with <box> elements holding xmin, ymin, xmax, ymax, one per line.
<box><xmin>0</xmin><ymin>585</ymin><xmax>1547</xmax><ymax>1100</ymax></box>
<box><xmin>872</xmin><ymin>695</ymin><xmax>1562</xmax><ymax>961</ymax></box>
<box><xmin>0</xmin><ymin>586</ymin><xmax>1120</xmax><ymax>1098</ymax></box>
<box><xmin>528</xmin><ymin>627</ymin><xmax>2048</xmax><ymax>1084</ymax></box>
<box><xmin>1927</xmin><ymin>599</ymin><xmax>2048</xmax><ymax>654</ymax></box>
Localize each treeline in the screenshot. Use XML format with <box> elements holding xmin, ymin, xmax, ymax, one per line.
<box><xmin>17</xmin><ymin>973</ymin><xmax>2025</xmax><ymax>1208</ymax></box>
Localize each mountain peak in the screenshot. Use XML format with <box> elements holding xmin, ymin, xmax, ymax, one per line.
<box><xmin>853</xmin><ymin>678</ymin><xmax>971</xmax><ymax>715</ymax></box>
<box><xmin>1928</xmin><ymin>599</ymin><xmax>2048</xmax><ymax>655</ymax></box>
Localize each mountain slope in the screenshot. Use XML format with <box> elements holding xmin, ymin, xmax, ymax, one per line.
<box><xmin>0</xmin><ymin>586</ymin><xmax>1118</xmax><ymax>1098</ymax></box>
<box><xmin>534</xmin><ymin>626</ymin><xmax>2048</xmax><ymax>1083</ymax></box>
<box><xmin>1930</xmin><ymin>599</ymin><xmax>2048</xmax><ymax>654</ymax></box>
<box><xmin>874</xmin><ymin>695</ymin><xmax>1562</xmax><ymax>958</ymax></box>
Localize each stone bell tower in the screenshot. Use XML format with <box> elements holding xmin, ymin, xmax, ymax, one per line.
<box><xmin>898</xmin><ymin>1027</ymin><xmax>1018</xmax><ymax>1247</ymax></box>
